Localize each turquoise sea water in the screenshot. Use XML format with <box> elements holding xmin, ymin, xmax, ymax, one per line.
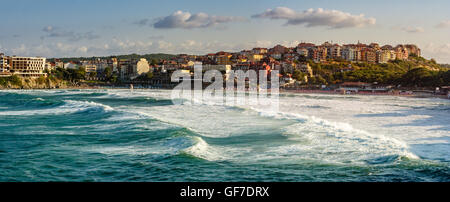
<box><xmin>0</xmin><ymin>89</ymin><xmax>449</xmax><ymax>181</ymax></box>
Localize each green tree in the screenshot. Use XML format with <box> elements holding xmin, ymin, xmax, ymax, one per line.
<box><xmin>89</xmin><ymin>71</ymin><xmax>97</xmax><ymax>78</ymax></box>
<box><xmin>69</xmin><ymin>67</ymin><xmax>86</xmax><ymax>82</ymax></box>
<box><xmin>315</xmin><ymin>75</ymin><xmax>328</xmax><ymax>85</ymax></box>
<box><xmin>104</xmin><ymin>67</ymin><xmax>112</xmax><ymax>79</ymax></box>
<box><xmin>401</xmin><ymin>67</ymin><xmax>433</xmax><ymax>87</ymax></box>
<box><xmin>150</xmin><ymin>59</ymin><xmax>159</xmax><ymax>66</ymax></box>
<box><xmin>292</xmin><ymin>70</ymin><xmax>306</xmax><ymax>81</ymax></box>
<box><xmin>36</xmin><ymin>76</ymin><xmax>46</xmax><ymax>85</ymax></box>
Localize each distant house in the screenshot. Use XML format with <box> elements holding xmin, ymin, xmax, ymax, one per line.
<box><xmin>45</xmin><ymin>62</ymin><xmax>55</xmax><ymax>72</ymax></box>
<box><xmin>338</xmin><ymin>82</ymin><xmax>371</xmax><ymax>93</ymax></box>
<box><xmin>437</xmin><ymin>86</ymin><xmax>450</xmax><ymax>96</ymax></box>
<box><xmin>64</xmin><ymin>62</ymin><xmax>78</xmax><ymax>69</ymax></box>
<box><xmin>338</xmin><ymin>82</ymin><xmax>392</xmax><ymax>93</ymax></box>
<box><xmin>216</xmin><ymin>52</ymin><xmax>232</xmax><ymax>65</ymax></box>
<box><xmin>251</xmin><ymin>48</ymin><xmax>268</xmax><ymax>55</ymax></box>
<box><xmin>270</xmin><ymin>53</ymin><xmax>282</xmax><ymax>60</ymax></box>
<box><xmin>248</xmin><ymin>54</ymin><xmax>264</xmax><ymax>62</ymax></box>
<box><xmin>119</xmin><ymin>58</ymin><xmax>150</xmax><ymax>80</ymax></box>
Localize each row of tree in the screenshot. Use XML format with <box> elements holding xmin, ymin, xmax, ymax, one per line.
<box><xmin>302</xmin><ymin>57</ymin><xmax>450</xmax><ymax>87</ymax></box>
<box><xmin>48</xmin><ymin>53</ymin><xmax>175</xmax><ymax>64</ymax></box>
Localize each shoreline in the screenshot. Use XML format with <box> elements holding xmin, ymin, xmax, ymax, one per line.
<box><xmin>1</xmin><ymin>84</ymin><xmax>448</xmax><ymax>100</ymax></box>
<box><xmin>280</xmin><ymin>89</ymin><xmax>450</xmax><ymax>99</ymax></box>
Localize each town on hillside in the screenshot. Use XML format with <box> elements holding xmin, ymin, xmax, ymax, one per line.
<box><xmin>1</xmin><ymin>42</ymin><xmax>449</xmax><ymax>96</ymax></box>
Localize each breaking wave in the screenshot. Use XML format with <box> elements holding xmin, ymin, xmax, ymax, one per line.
<box><xmin>250</xmin><ymin>107</ymin><xmax>419</xmax><ymax>164</ymax></box>
<box><xmin>181</xmin><ymin>136</ymin><xmax>228</xmax><ymax>161</ymax></box>
<box><xmin>0</xmin><ymin>100</ymin><xmax>114</xmax><ymax>116</ymax></box>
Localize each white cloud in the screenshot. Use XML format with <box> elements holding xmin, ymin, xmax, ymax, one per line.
<box><xmin>280</xmin><ymin>40</ymin><xmax>300</xmax><ymax>47</ymax></box>
<box><xmin>55</xmin><ymin>42</ymin><xmax>73</xmax><ymax>52</ymax></box>
<box><xmin>9</xmin><ymin>44</ymin><xmax>53</xmax><ymax>57</ymax></box>
<box><xmin>400</xmin><ymin>26</ymin><xmax>425</xmax><ymax>33</ymax></box>
<box><xmin>153</xmin><ymin>11</ymin><xmax>246</xmax><ymax>29</ymax></box>
<box><xmin>252</xmin><ymin>7</ymin><xmax>376</xmax><ymax>29</ymax></box>
<box><xmin>112</xmin><ymin>39</ymin><xmax>153</xmax><ymax>50</ymax></box>
<box><xmin>422</xmin><ymin>43</ymin><xmax>450</xmax><ymax>63</ymax></box>
<box><xmin>179</xmin><ymin>40</ymin><xmax>235</xmax><ymax>54</ymax></box>
<box><xmin>251</xmin><ymin>40</ymin><xmax>274</xmax><ymax>48</ymax></box>
<box><xmin>436</xmin><ymin>20</ymin><xmax>450</xmax><ymax>29</ymax></box>
<box><xmin>11</xmin><ymin>44</ymin><xmax>28</xmax><ymax>55</ymax></box>
<box><xmin>53</xmin><ymin>43</ymin><xmax>89</xmax><ymax>56</ymax></box>
<box><xmin>77</xmin><ymin>46</ymin><xmax>88</xmax><ymax>53</ymax></box>
<box><xmin>157</xmin><ymin>41</ymin><xmax>174</xmax><ymax>50</ymax></box>
<box><xmin>180</xmin><ymin>40</ymin><xmax>200</xmax><ymax>49</ymax></box>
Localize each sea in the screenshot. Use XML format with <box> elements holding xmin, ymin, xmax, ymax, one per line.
<box><xmin>0</xmin><ymin>89</ymin><xmax>448</xmax><ymax>181</ymax></box>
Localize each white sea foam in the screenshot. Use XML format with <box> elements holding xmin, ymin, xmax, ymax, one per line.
<box><xmin>85</xmin><ymin>145</ymin><xmax>170</xmax><ymax>156</ymax></box>
<box><xmin>182</xmin><ymin>136</ymin><xmax>228</xmax><ymax>161</ymax></box>
<box><xmin>6</xmin><ymin>90</ymin><xmax>448</xmax><ymax>164</ymax></box>
<box><xmin>0</xmin><ymin>100</ymin><xmax>113</xmax><ymax>116</ymax></box>
<box><xmin>119</xmin><ymin>91</ymin><xmax>448</xmax><ymax>163</ymax></box>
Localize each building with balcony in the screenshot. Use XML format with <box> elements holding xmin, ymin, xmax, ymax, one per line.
<box><xmin>0</xmin><ymin>54</ymin><xmax>47</xmax><ymax>77</ymax></box>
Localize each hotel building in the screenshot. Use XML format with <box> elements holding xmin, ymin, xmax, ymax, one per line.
<box><xmin>0</xmin><ymin>54</ymin><xmax>47</xmax><ymax>77</ymax></box>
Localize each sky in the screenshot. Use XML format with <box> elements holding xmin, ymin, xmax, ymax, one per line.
<box><xmin>1</xmin><ymin>0</ymin><xmax>450</xmax><ymax>63</ymax></box>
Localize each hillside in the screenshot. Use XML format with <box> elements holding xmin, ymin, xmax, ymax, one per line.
<box><xmin>48</xmin><ymin>53</ymin><xmax>176</xmax><ymax>63</ymax></box>
<box><xmin>305</xmin><ymin>56</ymin><xmax>450</xmax><ymax>87</ymax></box>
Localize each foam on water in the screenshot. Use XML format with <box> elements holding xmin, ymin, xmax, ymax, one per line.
<box><xmin>182</xmin><ymin>136</ymin><xmax>228</xmax><ymax>161</ymax></box>
<box><xmin>120</xmin><ymin>91</ymin><xmax>447</xmax><ymax>162</ymax></box>
<box><xmin>0</xmin><ymin>100</ymin><xmax>113</xmax><ymax>116</ymax></box>
<box><xmin>1</xmin><ymin>89</ymin><xmax>448</xmax><ymax>181</ymax></box>
<box><xmin>85</xmin><ymin>145</ymin><xmax>168</xmax><ymax>156</ymax></box>
<box><xmin>109</xmin><ymin>90</ymin><xmax>448</xmax><ymax>164</ymax></box>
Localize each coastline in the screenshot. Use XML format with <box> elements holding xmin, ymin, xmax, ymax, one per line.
<box><xmin>2</xmin><ymin>83</ymin><xmax>448</xmax><ymax>100</ymax></box>
<box><xmin>280</xmin><ymin>89</ymin><xmax>450</xmax><ymax>99</ymax></box>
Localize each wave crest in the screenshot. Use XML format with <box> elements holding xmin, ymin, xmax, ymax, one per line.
<box><xmin>182</xmin><ymin>137</ymin><xmax>227</xmax><ymax>161</ymax></box>
<box><xmin>0</xmin><ymin>100</ymin><xmax>113</xmax><ymax>116</ymax></box>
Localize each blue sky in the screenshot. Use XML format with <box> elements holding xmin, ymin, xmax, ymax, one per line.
<box><xmin>1</xmin><ymin>0</ymin><xmax>450</xmax><ymax>63</ymax></box>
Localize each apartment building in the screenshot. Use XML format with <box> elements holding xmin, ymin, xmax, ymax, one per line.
<box><xmin>377</xmin><ymin>50</ymin><xmax>397</xmax><ymax>63</ymax></box>
<box><xmin>341</xmin><ymin>48</ymin><xmax>356</xmax><ymax>61</ymax></box>
<box><xmin>0</xmin><ymin>53</ymin><xmax>9</xmax><ymax>73</ymax></box>
<box><xmin>362</xmin><ymin>48</ymin><xmax>377</xmax><ymax>63</ymax></box>
<box><xmin>119</xmin><ymin>58</ymin><xmax>150</xmax><ymax>80</ymax></box>
<box><xmin>0</xmin><ymin>54</ymin><xmax>47</xmax><ymax>77</ymax></box>
<box><xmin>251</xmin><ymin>48</ymin><xmax>268</xmax><ymax>55</ymax></box>
<box><xmin>330</xmin><ymin>45</ymin><xmax>342</xmax><ymax>59</ymax></box>
<box><xmin>216</xmin><ymin>52</ymin><xmax>232</xmax><ymax>65</ymax></box>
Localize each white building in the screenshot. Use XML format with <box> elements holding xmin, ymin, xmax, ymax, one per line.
<box><xmin>0</xmin><ymin>53</ymin><xmax>9</xmax><ymax>73</ymax></box>
<box><xmin>120</xmin><ymin>58</ymin><xmax>150</xmax><ymax>80</ymax></box>
<box><xmin>64</xmin><ymin>62</ymin><xmax>78</xmax><ymax>69</ymax></box>
<box><xmin>2</xmin><ymin>55</ymin><xmax>47</xmax><ymax>77</ymax></box>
